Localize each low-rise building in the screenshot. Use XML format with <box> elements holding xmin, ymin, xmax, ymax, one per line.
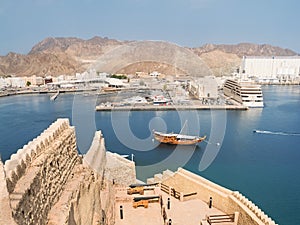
<box><xmin>189</xmin><ymin>76</ymin><xmax>218</xmax><ymax>99</ymax></box>
<box><xmin>0</xmin><ymin>77</ymin><xmax>9</xmax><ymax>89</ymax></box>
<box><xmin>25</xmin><ymin>75</ymin><xmax>44</xmax><ymax>86</ymax></box>
<box><xmin>6</xmin><ymin>77</ymin><xmax>26</xmax><ymax>88</ymax></box>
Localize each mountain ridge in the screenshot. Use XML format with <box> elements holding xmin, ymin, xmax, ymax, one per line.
<box><xmin>0</xmin><ymin>36</ymin><xmax>298</xmax><ymax>77</ymax></box>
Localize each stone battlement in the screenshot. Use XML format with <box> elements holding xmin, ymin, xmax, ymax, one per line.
<box><xmin>231</xmin><ymin>191</ymin><xmax>277</xmax><ymax>225</ymax></box>
<box><xmin>0</xmin><ymin>118</ymin><xmax>130</xmax><ymax>225</ymax></box>
<box><xmin>4</xmin><ymin>119</ymin><xmax>72</xmax><ymax>193</ymax></box>
<box><xmin>6</xmin><ymin>119</ymin><xmax>79</xmax><ymax>224</ymax></box>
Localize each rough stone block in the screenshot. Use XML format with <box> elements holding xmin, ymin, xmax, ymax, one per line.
<box><xmin>147</xmin><ymin>178</ymin><xmax>155</xmax><ymax>184</ymax></box>
<box><xmin>162</xmin><ymin>169</ymin><xmax>174</xmax><ymax>180</ymax></box>
<box><xmin>154</xmin><ymin>173</ymin><xmax>163</xmax><ymax>182</ymax></box>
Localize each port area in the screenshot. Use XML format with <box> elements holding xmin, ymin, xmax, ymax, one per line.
<box><xmin>114</xmin><ymin>186</ymin><xmax>235</xmax><ymax>225</ymax></box>
<box><xmin>96</xmin><ymin>104</ymin><xmax>247</xmax><ymax>111</ymax></box>
<box><xmin>95</xmin><ymin>89</ymin><xmax>248</xmax><ymax>111</ymax></box>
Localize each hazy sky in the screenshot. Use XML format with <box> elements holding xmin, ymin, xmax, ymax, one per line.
<box><xmin>0</xmin><ymin>0</ymin><xmax>299</xmax><ymax>55</ymax></box>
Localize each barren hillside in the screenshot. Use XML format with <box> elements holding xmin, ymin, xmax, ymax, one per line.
<box><xmin>0</xmin><ymin>37</ymin><xmax>298</xmax><ymax>77</ymax></box>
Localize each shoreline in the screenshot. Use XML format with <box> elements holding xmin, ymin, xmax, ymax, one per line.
<box><xmin>0</xmin><ymin>88</ymin><xmax>98</xmax><ymax>98</ymax></box>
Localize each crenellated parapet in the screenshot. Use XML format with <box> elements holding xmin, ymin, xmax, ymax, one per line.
<box><xmin>4</xmin><ymin>119</ymin><xmax>73</xmax><ymax>193</ymax></box>
<box><xmin>2</xmin><ymin>118</ymin><xmax>80</xmax><ymax>224</ymax></box>
<box><xmin>231</xmin><ymin>191</ymin><xmax>278</xmax><ymax>225</ymax></box>
<box><xmin>0</xmin><ymin>118</ymin><xmax>120</xmax><ymax>225</ymax></box>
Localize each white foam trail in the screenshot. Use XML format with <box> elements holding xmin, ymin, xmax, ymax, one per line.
<box><xmin>253</xmin><ymin>130</ymin><xmax>300</xmax><ymax>136</ymax></box>
<box><xmin>203</xmin><ymin>139</ymin><xmax>220</xmax><ymax>146</ymax></box>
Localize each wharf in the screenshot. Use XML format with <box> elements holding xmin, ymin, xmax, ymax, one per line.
<box><xmin>96</xmin><ymin>104</ymin><xmax>248</xmax><ymax>111</ymax></box>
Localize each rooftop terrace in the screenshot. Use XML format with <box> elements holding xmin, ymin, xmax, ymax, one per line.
<box><xmin>114</xmin><ymin>184</ymin><xmax>237</xmax><ymax>225</ymax></box>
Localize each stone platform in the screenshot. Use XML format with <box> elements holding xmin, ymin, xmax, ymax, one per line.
<box><xmin>114</xmin><ymin>186</ymin><xmax>236</xmax><ymax>225</ymax></box>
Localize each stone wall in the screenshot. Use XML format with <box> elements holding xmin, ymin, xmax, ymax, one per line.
<box><xmin>0</xmin><ymin>118</ymin><xmax>136</xmax><ymax>225</ymax></box>
<box><xmin>47</xmin><ymin>164</ymin><xmax>103</xmax><ymax>225</ymax></box>
<box><xmin>4</xmin><ymin>119</ymin><xmax>73</xmax><ymax>194</ymax></box>
<box><xmin>0</xmin><ymin>159</ymin><xmax>16</xmax><ymax>224</ymax></box>
<box><xmin>6</xmin><ymin>119</ymin><xmax>80</xmax><ymax>225</ymax></box>
<box><xmin>83</xmin><ymin>130</ymin><xmax>107</xmax><ymax>177</ymax></box>
<box><xmin>158</xmin><ymin>168</ymin><xmax>278</xmax><ymax>225</ymax></box>
<box><xmin>105</xmin><ymin>152</ymin><xmax>136</xmax><ymax>186</ymax></box>
<box><xmin>46</xmin><ymin>126</ymin><xmax>116</xmax><ymax>225</ymax></box>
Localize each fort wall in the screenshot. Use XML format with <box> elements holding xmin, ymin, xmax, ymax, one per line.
<box><xmin>105</xmin><ymin>151</ymin><xmax>136</xmax><ymax>186</ymax></box>
<box><xmin>83</xmin><ymin>130</ymin><xmax>107</xmax><ymax>177</ymax></box>
<box><xmin>0</xmin><ymin>118</ymin><xmax>119</xmax><ymax>225</ymax></box>
<box><xmin>6</xmin><ymin>119</ymin><xmax>80</xmax><ymax>224</ymax></box>
<box><xmin>4</xmin><ymin>119</ymin><xmax>73</xmax><ymax>194</ymax></box>
<box><xmin>0</xmin><ymin>159</ymin><xmax>16</xmax><ymax>224</ymax></box>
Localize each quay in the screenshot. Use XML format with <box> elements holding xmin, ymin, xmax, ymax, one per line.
<box><xmin>95</xmin><ymin>104</ymin><xmax>248</xmax><ymax>111</ymax></box>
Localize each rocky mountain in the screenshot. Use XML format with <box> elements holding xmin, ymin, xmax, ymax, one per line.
<box><xmin>29</xmin><ymin>36</ymin><xmax>123</xmax><ymax>58</ymax></box>
<box><xmin>198</xmin><ymin>50</ymin><xmax>242</xmax><ymax>76</ymax></box>
<box><xmin>192</xmin><ymin>43</ymin><xmax>297</xmax><ymax>57</ymax></box>
<box><xmin>0</xmin><ymin>52</ymin><xmax>82</xmax><ymax>77</ymax></box>
<box><xmin>0</xmin><ymin>37</ymin><xmax>298</xmax><ymax>77</ymax></box>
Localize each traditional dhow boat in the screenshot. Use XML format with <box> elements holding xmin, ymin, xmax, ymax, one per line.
<box><xmin>153</xmin><ymin>130</ymin><xmax>206</xmax><ymax>145</ymax></box>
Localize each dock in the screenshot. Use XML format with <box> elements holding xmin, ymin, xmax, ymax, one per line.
<box><xmin>95</xmin><ymin>104</ymin><xmax>248</xmax><ymax>111</ymax></box>
<box><xmin>50</xmin><ymin>91</ymin><xmax>60</xmax><ymax>101</ymax></box>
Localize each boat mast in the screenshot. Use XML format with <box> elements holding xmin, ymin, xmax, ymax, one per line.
<box><xmin>179</xmin><ymin>120</ymin><xmax>188</xmax><ymax>135</ymax></box>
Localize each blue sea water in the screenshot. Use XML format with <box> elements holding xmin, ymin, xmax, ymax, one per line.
<box><xmin>0</xmin><ymin>86</ymin><xmax>300</xmax><ymax>225</ymax></box>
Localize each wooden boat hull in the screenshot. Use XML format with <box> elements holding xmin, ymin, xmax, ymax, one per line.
<box><xmin>153</xmin><ymin>131</ymin><xmax>206</xmax><ymax>145</ymax></box>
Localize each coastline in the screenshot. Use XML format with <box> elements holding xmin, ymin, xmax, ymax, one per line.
<box><xmin>0</xmin><ymin>88</ymin><xmax>97</xmax><ymax>98</ymax></box>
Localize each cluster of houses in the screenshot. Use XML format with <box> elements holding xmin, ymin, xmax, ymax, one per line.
<box><xmin>0</xmin><ymin>69</ymin><xmax>127</xmax><ymax>90</ymax></box>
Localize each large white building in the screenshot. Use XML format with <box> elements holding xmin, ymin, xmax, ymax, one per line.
<box><xmin>241</xmin><ymin>56</ymin><xmax>300</xmax><ymax>83</ymax></box>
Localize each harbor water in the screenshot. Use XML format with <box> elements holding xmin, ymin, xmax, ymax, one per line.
<box><xmin>0</xmin><ymin>85</ymin><xmax>300</xmax><ymax>225</ymax></box>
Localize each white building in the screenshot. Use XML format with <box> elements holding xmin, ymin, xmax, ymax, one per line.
<box><xmin>75</xmin><ymin>69</ymin><xmax>101</xmax><ymax>80</ymax></box>
<box><xmin>241</xmin><ymin>56</ymin><xmax>300</xmax><ymax>83</ymax></box>
<box><xmin>24</xmin><ymin>75</ymin><xmax>44</xmax><ymax>86</ymax></box>
<box><xmin>6</xmin><ymin>77</ymin><xmax>26</xmax><ymax>88</ymax></box>
<box><xmin>189</xmin><ymin>76</ymin><xmax>218</xmax><ymax>99</ymax></box>
<box><xmin>0</xmin><ymin>77</ymin><xmax>8</xmax><ymax>89</ymax></box>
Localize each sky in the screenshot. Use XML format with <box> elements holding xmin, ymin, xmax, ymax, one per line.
<box><xmin>0</xmin><ymin>0</ymin><xmax>299</xmax><ymax>55</ymax></box>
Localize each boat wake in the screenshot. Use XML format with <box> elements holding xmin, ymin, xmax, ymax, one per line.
<box><xmin>253</xmin><ymin>129</ymin><xmax>300</xmax><ymax>136</ymax></box>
